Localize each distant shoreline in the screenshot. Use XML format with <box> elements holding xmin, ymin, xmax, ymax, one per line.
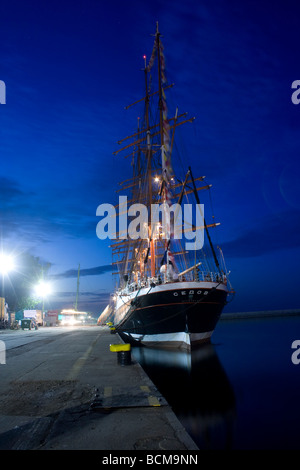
<box><xmin>220</xmin><ymin>309</ymin><xmax>300</xmax><ymax>320</ymax></box>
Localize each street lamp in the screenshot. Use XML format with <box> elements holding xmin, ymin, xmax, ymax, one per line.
<box><xmin>34</xmin><ymin>280</ymin><xmax>52</xmax><ymax>317</ymax></box>
<box><xmin>0</xmin><ymin>254</ymin><xmax>15</xmax><ymax>275</ymax></box>
<box><xmin>35</xmin><ymin>280</ymin><xmax>52</xmax><ymax>298</ymax></box>
<box><xmin>0</xmin><ymin>253</ymin><xmax>15</xmax><ymax>322</ymax></box>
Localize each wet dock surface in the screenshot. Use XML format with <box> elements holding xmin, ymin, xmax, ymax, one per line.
<box><xmin>0</xmin><ymin>326</ymin><xmax>198</xmax><ymax>450</ymax></box>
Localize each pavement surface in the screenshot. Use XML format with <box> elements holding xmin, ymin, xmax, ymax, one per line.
<box><xmin>0</xmin><ymin>325</ymin><xmax>198</xmax><ymax>450</ymax></box>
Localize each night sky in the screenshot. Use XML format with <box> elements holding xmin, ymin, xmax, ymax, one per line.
<box><xmin>1</xmin><ymin>0</ymin><xmax>300</xmax><ymax>316</ymax></box>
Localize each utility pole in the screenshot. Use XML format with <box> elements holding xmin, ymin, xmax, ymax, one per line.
<box><xmin>74</xmin><ymin>263</ymin><xmax>80</xmax><ymax>311</ymax></box>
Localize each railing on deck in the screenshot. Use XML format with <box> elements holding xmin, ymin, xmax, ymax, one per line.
<box><xmin>117</xmin><ymin>270</ymin><xmax>227</xmax><ymax>295</ymax></box>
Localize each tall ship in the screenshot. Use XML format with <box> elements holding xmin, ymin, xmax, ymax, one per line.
<box><xmin>101</xmin><ymin>24</ymin><xmax>234</xmax><ymax>349</ymax></box>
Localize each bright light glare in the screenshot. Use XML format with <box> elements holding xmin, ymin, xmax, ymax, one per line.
<box><xmin>62</xmin><ymin>318</ymin><xmax>80</xmax><ymax>326</ymax></box>
<box><xmin>0</xmin><ymin>254</ymin><xmax>15</xmax><ymax>275</ymax></box>
<box><xmin>35</xmin><ymin>280</ymin><xmax>52</xmax><ymax>298</ymax></box>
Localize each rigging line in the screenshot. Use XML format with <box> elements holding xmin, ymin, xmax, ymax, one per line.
<box><xmin>158</xmin><ymin>169</ymin><xmax>191</xmax><ymax>268</ymax></box>
<box><xmin>208</xmin><ymin>184</ymin><xmax>215</xmax><ymax>220</ymax></box>
<box><xmin>189</xmin><ymin>166</ymin><xmax>221</xmax><ymax>274</ymax></box>
<box><xmin>115</xmin><ymin>283</ymin><xmax>155</xmax><ymax>328</ymax></box>
<box><xmin>179</xmin><ymin>185</ymin><xmax>197</xmax><ymax>274</ymax></box>
<box><xmin>117</xmin><ymin>283</ymin><xmax>143</xmax><ymax>306</ymax></box>
<box><xmin>208</xmin><ymin>183</ymin><xmax>220</xmax><ymax>248</ymax></box>
<box><xmin>166</xmin><ymin>88</ymin><xmax>191</xmax><ymax>177</ymax></box>
<box><xmin>172</xmin><ymin>138</ymin><xmax>189</xmax><ymax>182</ymax></box>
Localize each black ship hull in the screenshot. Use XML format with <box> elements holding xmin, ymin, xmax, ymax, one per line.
<box><xmin>113</xmin><ymin>281</ymin><xmax>228</xmax><ymax>349</ymax></box>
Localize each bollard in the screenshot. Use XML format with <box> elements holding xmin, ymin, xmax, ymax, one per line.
<box><xmin>110</xmin><ymin>343</ymin><xmax>131</xmax><ymax>366</ymax></box>
<box><xmin>117</xmin><ymin>350</ymin><xmax>131</xmax><ymax>366</ymax></box>
<box><xmin>107</xmin><ymin>322</ymin><xmax>117</xmax><ymax>334</ymax></box>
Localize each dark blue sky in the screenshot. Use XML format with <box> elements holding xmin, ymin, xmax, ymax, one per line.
<box><xmin>1</xmin><ymin>0</ymin><xmax>300</xmax><ymax>315</ymax></box>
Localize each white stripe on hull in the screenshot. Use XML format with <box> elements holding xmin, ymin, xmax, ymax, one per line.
<box><xmin>122</xmin><ymin>330</ymin><xmax>214</xmax><ymax>350</ymax></box>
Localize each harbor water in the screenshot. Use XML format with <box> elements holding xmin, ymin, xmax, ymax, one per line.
<box><xmin>131</xmin><ymin>314</ymin><xmax>300</xmax><ymax>449</ymax></box>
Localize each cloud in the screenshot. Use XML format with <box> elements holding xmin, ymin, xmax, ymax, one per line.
<box><xmin>221</xmin><ymin>209</ymin><xmax>300</xmax><ymax>258</ymax></box>
<box><xmin>0</xmin><ymin>176</ymin><xmax>25</xmax><ymax>200</ymax></box>
<box><xmin>55</xmin><ymin>290</ymin><xmax>109</xmax><ymax>300</ymax></box>
<box><xmin>52</xmin><ymin>289</ymin><xmax>111</xmax><ymax>315</ymax></box>
<box><xmin>52</xmin><ymin>264</ymin><xmax>112</xmax><ymax>279</ymax></box>
<box><xmin>0</xmin><ymin>175</ymin><xmax>96</xmax><ymax>243</ymax></box>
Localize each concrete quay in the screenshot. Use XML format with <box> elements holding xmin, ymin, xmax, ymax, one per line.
<box><xmin>221</xmin><ymin>308</ymin><xmax>300</xmax><ymax>320</ymax></box>
<box><xmin>0</xmin><ymin>326</ymin><xmax>198</xmax><ymax>451</ymax></box>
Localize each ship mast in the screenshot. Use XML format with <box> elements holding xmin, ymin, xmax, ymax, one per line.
<box><xmin>111</xmin><ymin>24</ymin><xmax>197</xmax><ymax>285</ymax></box>
<box><xmin>144</xmin><ymin>52</ymin><xmax>156</xmax><ymax>277</ymax></box>
<box><xmin>156</xmin><ymin>23</ymin><xmax>165</xmax><ymax>150</ymax></box>
<box><xmin>156</xmin><ymin>22</ymin><xmax>171</xmax><ymax>279</ymax></box>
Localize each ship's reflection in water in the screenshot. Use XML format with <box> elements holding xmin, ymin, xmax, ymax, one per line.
<box><xmin>132</xmin><ymin>344</ymin><xmax>236</xmax><ymax>450</ymax></box>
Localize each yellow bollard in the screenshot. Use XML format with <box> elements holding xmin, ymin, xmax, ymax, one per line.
<box><xmin>110</xmin><ymin>343</ymin><xmax>131</xmax><ymax>365</ymax></box>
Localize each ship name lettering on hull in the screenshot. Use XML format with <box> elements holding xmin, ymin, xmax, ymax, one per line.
<box><xmin>173</xmin><ymin>290</ymin><xmax>209</xmax><ymax>297</ymax></box>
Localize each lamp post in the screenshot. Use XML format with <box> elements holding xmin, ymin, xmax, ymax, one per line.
<box><xmin>0</xmin><ymin>254</ymin><xmax>15</xmax><ymax>322</ymax></box>
<box><xmin>34</xmin><ymin>280</ymin><xmax>52</xmax><ymax>321</ymax></box>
